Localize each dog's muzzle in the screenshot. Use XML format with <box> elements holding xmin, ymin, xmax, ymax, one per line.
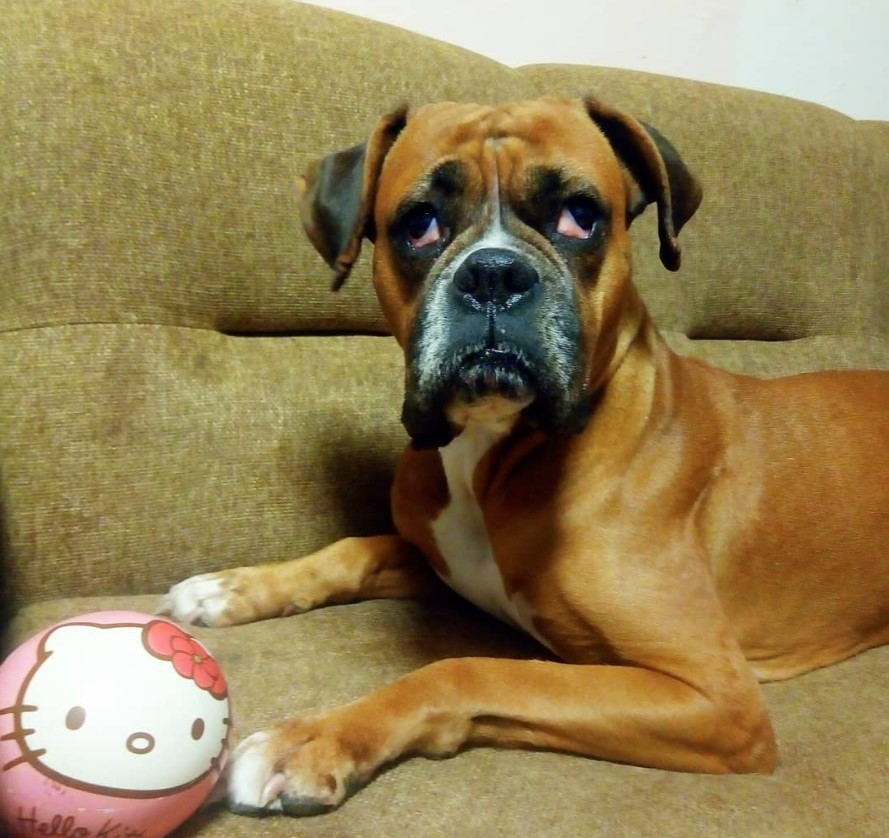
<box><xmin>449</xmin><ymin>247</ymin><xmax>539</xmax><ymax>405</ymax></box>
<box><xmin>401</xmin><ymin>244</ymin><xmax>592</xmax><ymax>449</ymax></box>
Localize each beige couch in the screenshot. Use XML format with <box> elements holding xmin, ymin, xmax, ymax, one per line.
<box><xmin>3</xmin><ymin>0</ymin><xmax>888</xmax><ymax>835</ymax></box>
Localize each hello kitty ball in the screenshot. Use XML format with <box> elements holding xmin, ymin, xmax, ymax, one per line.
<box><xmin>0</xmin><ymin>611</ymin><xmax>232</xmax><ymax>838</ymax></box>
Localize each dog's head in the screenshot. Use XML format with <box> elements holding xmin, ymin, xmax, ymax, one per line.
<box><xmin>298</xmin><ymin>97</ymin><xmax>701</xmax><ymax>448</ymax></box>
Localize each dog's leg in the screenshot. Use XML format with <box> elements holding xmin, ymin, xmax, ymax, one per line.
<box><xmin>226</xmin><ymin>655</ymin><xmax>777</xmax><ymax>815</ymax></box>
<box><xmin>158</xmin><ymin>535</ymin><xmax>441</xmax><ymax>627</ymax></box>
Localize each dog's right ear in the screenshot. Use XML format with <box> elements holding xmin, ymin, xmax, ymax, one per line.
<box><xmin>298</xmin><ymin>106</ymin><xmax>409</xmax><ymax>291</ymax></box>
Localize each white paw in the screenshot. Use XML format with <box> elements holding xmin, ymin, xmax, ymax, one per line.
<box><xmin>157</xmin><ymin>574</ymin><xmax>235</xmax><ymax>627</ymax></box>
<box><xmin>227</xmin><ymin>732</ymin><xmax>285</xmax><ymax>814</ymax></box>
<box><xmin>226</xmin><ymin>718</ymin><xmax>367</xmax><ymax>817</ymax></box>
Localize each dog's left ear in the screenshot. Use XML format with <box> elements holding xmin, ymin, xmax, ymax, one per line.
<box><xmin>585</xmin><ymin>98</ymin><xmax>702</xmax><ymax>271</ymax></box>
<box><xmin>298</xmin><ymin>106</ymin><xmax>409</xmax><ymax>290</ymax></box>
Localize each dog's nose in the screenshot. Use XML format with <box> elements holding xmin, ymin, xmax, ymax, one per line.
<box><xmin>452</xmin><ymin>248</ymin><xmax>539</xmax><ymax>307</ymax></box>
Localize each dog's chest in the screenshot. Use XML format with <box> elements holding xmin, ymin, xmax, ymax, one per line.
<box><xmin>431</xmin><ymin>427</ymin><xmax>534</xmax><ymax>632</ymax></box>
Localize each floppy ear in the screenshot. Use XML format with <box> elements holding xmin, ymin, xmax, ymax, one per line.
<box><xmin>584</xmin><ymin>98</ymin><xmax>702</xmax><ymax>271</ymax></box>
<box><xmin>297</xmin><ymin>106</ymin><xmax>409</xmax><ymax>290</ymax></box>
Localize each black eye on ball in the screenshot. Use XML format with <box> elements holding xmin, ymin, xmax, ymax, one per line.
<box><xmin>65</xmin><ymin>706</ymin><xmax>86</xmax><ymax>731</ymax></box>
<box><xmin>557</xmin><ymin>196</ymin><xmax>599</xmax><ymax>240</ymax></box>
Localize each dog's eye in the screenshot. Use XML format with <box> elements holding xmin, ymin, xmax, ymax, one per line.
<box><xmin>557</xmin><ymin>196</ymin><xmax>599</xmax><ymax>240</ymax></box>
<box><xmin>403</xmin><ymin>205</ymin><xmax>442</xmax><ymax>249</ymax></box>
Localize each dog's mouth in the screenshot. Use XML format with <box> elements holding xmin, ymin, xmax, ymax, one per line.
<box><xmin>443</xmin><ymin>348</ymin><xmax>537</xmax><ymax>430</ymax></box>
<box><xmin>401</xmin><ymin>344</ymin><xmax>538</xmax><ymax>447</ymax></box>
<box><xmin>451</xmin><ymin>348</ymin><xmax>536</xmax><ymax>405</ymax></box>
<box><xmin>402</xmin><ymin>288</ymin><xmax>593</xmax><ymax>449</ymax></box>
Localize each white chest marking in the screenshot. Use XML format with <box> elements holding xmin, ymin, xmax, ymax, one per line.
<box><xmin>431</xmin><ymin>425</ymin><xmax>552</xmax><ymax>650</ymax></box>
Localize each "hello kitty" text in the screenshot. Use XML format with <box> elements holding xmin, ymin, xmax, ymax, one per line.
<box><xmin>13</xmin><ymin>807</ymin><xmax>147</xmax><ymax>838</ymax></box>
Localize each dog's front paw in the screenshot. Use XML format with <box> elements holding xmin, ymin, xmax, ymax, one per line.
<box><xmin>157</xmin><ymin>568</ymin><xmax>276</xmax><ymax>627</ymax></box>
<box><xmin>227</xmin><ymin>714</ymin><xmax>373</xmax><ymax>817</ymax></box>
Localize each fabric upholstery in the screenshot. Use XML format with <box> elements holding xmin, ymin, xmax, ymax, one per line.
<box><xmin>2</xmin><ymin>0</ymin><xmax>887</xmax><ymax>835</ymax></box>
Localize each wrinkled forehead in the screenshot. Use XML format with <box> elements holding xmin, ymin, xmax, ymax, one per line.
<box><xmin>376</xmin><ymin>99</ymin><xmax>624</xmax><ymax>215</ymax></box>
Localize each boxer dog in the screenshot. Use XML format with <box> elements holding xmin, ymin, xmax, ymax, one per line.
<box><xmin>160</xmin><ymin>97</ymin><xmax>889</xmax><ymax>816</ymax></box>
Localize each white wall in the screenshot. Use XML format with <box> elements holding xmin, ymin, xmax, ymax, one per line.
<box><xmin>306</xmin><ymin>0</ymin><xmax>889</xmax><ymax>120</ymax></box>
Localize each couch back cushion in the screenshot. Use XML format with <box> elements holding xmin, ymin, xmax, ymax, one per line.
<box><xmin>2</xmin><ymin>0</ymin><xmax>538</xmax><ymax>340</ymax></box>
